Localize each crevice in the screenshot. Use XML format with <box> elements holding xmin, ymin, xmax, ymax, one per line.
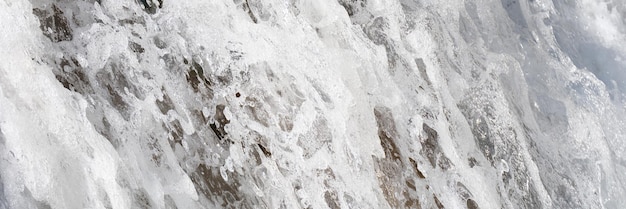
<box><xmin>257</xmin><ymin>144</ymin><xmax>272</xmax><ymax>157</ymax></box>
<box><xmin>137</xmin><ymin>0</ymin><xmax>163</xmax><ymax>14</ymax></box>
<box><xmin>242</xmin><ymin>0</ymin><xmax>258</xmax><ymax>23</ymax></box>
<box><xmin>210</xmin><ymin>104</ymin><xmax>230</xmax><ymax>141</ymax></box>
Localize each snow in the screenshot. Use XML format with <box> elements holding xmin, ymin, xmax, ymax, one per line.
<box><xmin>1</xmin><ymin>0</ymin><xmax>625</xmax><ymax>208</ymax></box>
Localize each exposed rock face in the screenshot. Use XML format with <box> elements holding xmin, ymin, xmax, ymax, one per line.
<box><xmin>33</xmin><ymin>4</ymin><xmax>73</xmax><ymax>42</ymax></box>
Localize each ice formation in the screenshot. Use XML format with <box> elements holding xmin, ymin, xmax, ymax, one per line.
<box><xmin>0</xmin><ymin>0</ymin><xmax>625</xmax><ymax>208</ymax></box>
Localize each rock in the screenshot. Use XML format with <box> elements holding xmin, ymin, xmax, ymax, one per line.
<box><xmin>32</xmin><ymin>4</ymin><xmax>73</xmax><ymax>42</ymax></box>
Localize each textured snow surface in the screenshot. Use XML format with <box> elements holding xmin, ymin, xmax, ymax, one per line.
<box><xmin>0</xmin><ymin>0</ymin><xmax>625</xmax><ymax>208</ymax></box>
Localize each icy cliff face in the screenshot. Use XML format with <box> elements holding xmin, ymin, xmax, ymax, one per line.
<box><xmin>0</xmin><ymin>0</ymin><xmax>625</xmax><ymax>208</ymax></box>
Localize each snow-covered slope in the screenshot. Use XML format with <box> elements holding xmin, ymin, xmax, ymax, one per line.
<box><xmin>0</xmin><ymin>0</ymin><xmax>625</xmax><ymax>208</ymax></box>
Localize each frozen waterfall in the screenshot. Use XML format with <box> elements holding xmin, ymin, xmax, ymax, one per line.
<box><xmin>0</xmin><ymin>0</ymin><xmax>625</xmax><ymax>208</ymax></box>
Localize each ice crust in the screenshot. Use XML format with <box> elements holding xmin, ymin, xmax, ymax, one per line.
<box><xmin>0</xmin><ymin>0</ymin><xmax>625</xmax><ymax>208</ymax></box>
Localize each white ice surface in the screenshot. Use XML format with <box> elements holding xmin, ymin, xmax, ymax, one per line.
<box><xmin>0</xmin><ymin>0</ymin><xmax>625</xmax><ymax>209</ymax></box>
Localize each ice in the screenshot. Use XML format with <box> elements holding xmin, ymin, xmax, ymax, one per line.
<box><xmin>1</xmin><ymin>0</ymin><xmax>626</xmax><ymax>208</ymax></box>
